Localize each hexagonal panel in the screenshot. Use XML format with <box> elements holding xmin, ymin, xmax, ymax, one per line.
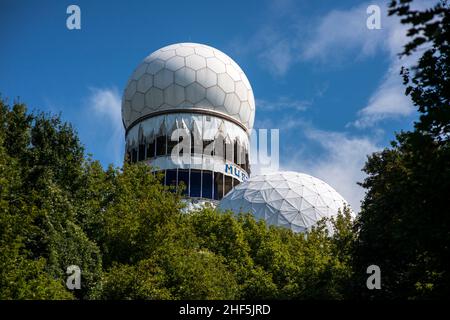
<box><xmin>175</xmin><ymin>67</ymin><xmax>195</xmax><ymax>87</ymax></box>
<box><xmin>131</xmin><ymin>92</ymin><xmax>145</xmax><ymax>112</ymax></box>
<box><xmin>132</xmin><ymin>63</ymin><xmax>148</xmax><ymax>80</ymax></box>
<box><xmin>213</xmin><ymin>49</ymin><xmax>231</xmax><ymax>64</ymax></box>
<box><xmin>230</xmin><ymin>59</ymin><xmax>243</xmax><ymax>73</ymax></box>
<box><xmin>147</xmin><ymin>59</ymin><xmax>165</xmax><ymax>75</ymax></box>
<box><xmin>145</xmin><ymin>87</ymin><xmax>163</xmax><ymax>110</ymax></box>
<box><xmin>217</xmin><ymin>73</ymin><xmax>235</xmax><ymax>93</ymax></box>
<box><xmin>226</xmin><ymin>64</ymin><xmax>241</xmax><ymax>81</ymax></box>
<box><xmin>123</xmin><ymin>100</ymin><xmax>132</xmax><ymax>121</ymax></box>
<box><xmin>214</xmin><ymin>105</ymin><xmax>228</xmax><ymax>115</ymax></box>
<box><xmin>164</xmin><ymin>84</ymin><xmax>185</xmax><ymax>106</ymax></box>
<box><xmin>176</xmin><ymin>46</ymin><xmax>195</xmax><ymax>57</ymax></box>
<box><xmin>165</xmin><ymin>56</ymin><xmax>185</xmax><ymax>71</ymax></box>
<box><xmin>144</xmin><ymin>53</ymin><xmax>159</xmax><ymax>64</ymax></box>
<box><xmin>137</xmin><ymin>74</ymin><xmax>153</xmax><ymax>93</ymax></box>
<box><xmin>195</xmin><ymin>98</ymin><xmax>214</xmax><ymax>110</ymax></box>
<box><xmin>140</xmin><ymin>105</ymin><xmax>155</xmax><ymax>116</ymax></box>
<box><xmin>122</xmin><ymin>43</ymin><xmax>256</xmax><ymax>130</ymax></box>
<box><xmin>178</xmin><ymin>101</ymin><xmax>194</xmax><ymax>109</ymax></box>
<box><xmin>207</xmin><ymin>57</ymin><xmax>226</xmax><ymax>74</ymax></box>
<box><xmin>154</xmin><ymin>69</ymin><xmax>174</xmax><ymax>89</ymax></box>
<box><xmin>248</xmin><ymin>112</ymin><xmax>255</xmax><ymax>128</ymax></box>
<box><xmin>196</xmin><ymin>68</ymin><xmax>217</xmax><ymax>88</ymax></box>
<box><xmin>206</xmin><ymin>86</ymin><xmax>226</xmax><ymax>106</ymax></box>
<box><xmin>224</xmin><ymin>93</ymin><xmax>241</xmax><ymax>115</ymax></box>
<box><xmin>186</xmin><ymin>55</ymin><xmax>206</xmax><ymax>70</ymax></box>
<box><xmin>125</xmin><ymin>80</ymin><xmax>137</xmax><ymax>100</ymax></box>
<box><xmin>235</xmin><ymin>81</ymin><xmax>248</xmax><ymax>101</ymax></box>
<box><xmin>241</xmin><ymin>72</ymin><xmax>252</xmax><ymax>90</ymax></box>
<box><xmin>161</xmin><ymin>44</ymin><xmax>180</xmax><ymax>51</ymax></box>
<box><xmin>240</xmin><ymin>102</ymin><xmax>251</xmax><ymax>122</ymax></box>
<box><xmin>158</xmin><ymin>103</ymin><xmax>172</xmax><ymax>112</ymax></box>
<box><xmin>248</xmin><ymin>91</ymin><xmax>256</xmax><ymax>108</ymax></box>
<box><xmin>195</xmin><ymin>46</ymin><xmax>215</xmax><ymax>58</ymax></box>
<box><xmin>186</xmin><ymin>82</ymin><xmax>206</xmax><ymax>104</ymax></box>
<box><xmin>130</xmin><ymin>109</ymin><xmax>141</xmax><ymax>122</ymax></box>
<box><xmin>157</xmin><ymin>49</ymin><xmax>176</xmax><ymax>61</ymax></box>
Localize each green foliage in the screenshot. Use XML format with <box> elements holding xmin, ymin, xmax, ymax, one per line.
<box><xmin>155</xmin><ymin>246</ymin><xmax>239</xmax><ymax>299</ymax></box>
<box><xmin>390</xmin><ymin>0</ymin><xmax>450</xmax><ymax>139</ymax></box>
<box><xmin>94</xmin><ymin>163</ymin><xmax>184</xmax><ymax>266</ymax></box>
<box><xmin>0</xmin><ymin>240</ymin><xmax>73</xmax><ymax>300</ymax></box>
<box><xmin>91</xmin><ymin>260</ymin><xmax>171</xmax><ymax>300</ymax></box>
<box><xmin>353</xmin><ymin>1</ymin><xmax>450</xmax><ymax>299</ymax></box>
<box><xmin>2</xmin><ymin>0</ymin><xmax>447</xmax><ymax>301</ymax></box>
<box><xmin>0</xmin><ymin>100</ymin><xmax>100</xmax><ymax>299</ymax></box>
<box><xmin>0</xmin><ymin>98</ymin><xmax>355</xmax><ymax>299</ymax></box>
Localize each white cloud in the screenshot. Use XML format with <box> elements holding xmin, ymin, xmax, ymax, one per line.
<box><xmin>300</xmin><ymin>3</ymin><xmax>385</xmax><ymax>62</ymax></box>
<box><xmin>258</xmin><ymin>36</ymin><xmax>294</xmax><ymax>76</ymax></box>
<box><xmin>281</xmin><ymin>123</ymin><xmax>381</xmax><ymax>212</ymax></box>
<box><xmin>352</xmin><ymin>61</ymin><xmax>413</xmax><ymax>128</ymax></box>
<box><xmin>300</xmin><ymin>1</ymin><xmax>437</xmax><ymax>128</ymax></box>
<box><xmin>250</xmin><ymin>116</ymin><xmax>380</xmax><ymax>212</ymax></box>
<box><xmin>232</xmin><ymin>26</ymin><xmax>295</xmax><ymax>77</ymax></box>
<box><xmin>299</xmin><ymin>2</ymin><xmax>417</xmax><ymax>127</ymax></box>
<box><xmin>351</xmin><ymin>10</ymin><xmax>419</xmax><ymax>127</ymax></box>
<box><xmin>234</xmin><ymin>1</ymin><xmax>438</xmax><ymax>212</ymax></box>
<box><xmin>234</xmin><ymin>1</ymin><xmax>438</xmax><ymax>127</ymax></box>
<box><xmin>256</xmin><ymin>97</ymin><xmax>310</xmax><ymax>112</ymax></box>
<box><xmin>87</xmin><ymin>87</ymin><xmax>124</xmax><ymax>166</ymax></box>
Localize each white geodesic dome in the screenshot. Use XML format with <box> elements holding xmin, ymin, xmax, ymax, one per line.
<box><xmin>122</xmin><ymin>43</ymin><xmax>255</xmax><ymax>131</ymax></box>
<box><xmin>219</xmin><ymin>171</ymin><xmax>350</xmax><ymax>233</ymax></box>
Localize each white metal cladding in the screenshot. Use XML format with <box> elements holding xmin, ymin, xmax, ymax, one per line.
<box><xmin>122</xmin><ymin>43</ymin><xmax>255</xmax><ymax>131</ymax></box>
<box><xmin>125</xmin><ymin>113</ymin><xmax>250</xmax><ymax>151</ymax></box>
<box><xmin>219</xmin><ymin>171</ymin><xmax>350</xmax><ymax>233</ymax></box>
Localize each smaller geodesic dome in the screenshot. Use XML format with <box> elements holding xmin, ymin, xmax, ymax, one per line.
<box><xmin>218</xmin><ymin>171</ymin><xmax>349</xmax><ymax>233</ymax></box>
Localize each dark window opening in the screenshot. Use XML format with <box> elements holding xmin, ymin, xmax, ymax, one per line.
<box><xmin>190</xmin><ymin>170</ymin><xmax>202</xmax><ymax>197</ymax></box>
<box><xmin>244</xmin><ymin>152</ymin><xmax>249</xmax><ymax>173</ymax></box>
<box><xmin>131</xmin><ymin>148</ymin><xmax>137</xmax><ymax>163</ymax></box>
<box><xmin>156</xmin><ymin>135</ymin><xmax>166</xmax><ymax>156</ymax></box>
<box><xmin>190</xmin><ymin>132</ymin><xmax>195</xmax><ymax>155</ymax></box>
<box><xmin>138</xmin><ymin>143</ymin><xmax>145</xmax><ymax>161</ymax></box>
<box><xmin>214</xmin><ymin>172</ymin><xmax>224</xmax><ymax>200</ymax></box>
<box><xmin>178</xmin><ymin>169</ymin><xmax>189</xmax><ymax>195</ymax></box>
<box><xmin>147</xmin><ymin>140</ymin><xmax>155</xmax><ymax>158</ymax></box>
<box><xmin>165</xmin><ymin>169</ymin><xmax>177</xmax><ymax>187</ymax></box>
<box><xmin>202</xmin><ymin>171</ymin><xmax>213</xmax><ymax>199</ymax></box>
<box><xmin>224</xmin><ymin>175</ymin><xmax>233</xmax><ymax>196</ymax></box>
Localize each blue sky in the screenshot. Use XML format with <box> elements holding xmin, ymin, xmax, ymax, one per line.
<box><xmin>1</xmin><ymin>0</ymin><xmax>428</xmax><ymax>210</ymax></box>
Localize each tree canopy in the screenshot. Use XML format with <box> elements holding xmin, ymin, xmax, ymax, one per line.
<box><xmin>353</xmin><ymin>0</ymin><xmax>450</xmax><ymax>299</ymax></box>
<box><xmin>0</xmin><ymin>99</ymin><xmax>354</xmax><ymax>299</ymax></box>
<box><xmin>1</xmin><ymin>0</ymin><xmax>448</xmax><ymax>300</ymax></box>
